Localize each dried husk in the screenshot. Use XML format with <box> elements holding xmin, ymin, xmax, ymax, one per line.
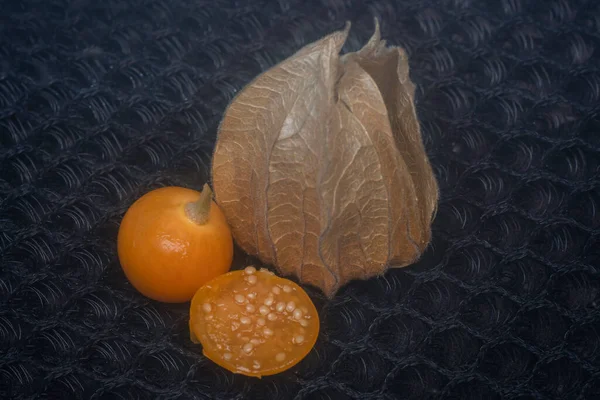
<box><xmin>211</xmin><ymin>21</ymin><xmax>438</xmax><ymax>297</ymax></box>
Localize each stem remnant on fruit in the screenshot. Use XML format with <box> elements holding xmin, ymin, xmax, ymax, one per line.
<box><xmin>185</xmin><ymin>184</ymin><xmax>212</xmax><ymax>224</ymax></box>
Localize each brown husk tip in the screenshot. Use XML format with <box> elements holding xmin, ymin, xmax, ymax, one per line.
<box><xmin>211</xmin><ymin>19</ymin><xmax>439</xmax><ymax>297</ymax></box>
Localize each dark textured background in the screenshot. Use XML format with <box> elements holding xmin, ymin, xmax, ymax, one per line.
<box><xmin>1</xmin><ymin>0</ymin><xmax>600</xmax><ymax>399</ymax></box>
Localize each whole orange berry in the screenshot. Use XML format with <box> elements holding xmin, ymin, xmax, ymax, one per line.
<box><xmin>117</xmin><ymin>184</ymin><xmax>233</xmax><ymax>303</ymax></box>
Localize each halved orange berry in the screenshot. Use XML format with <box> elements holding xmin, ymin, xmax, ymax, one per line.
<box><xmin>189</xmin><ymin>267</ymin><xmax>319</xmax><ymax>377</ymax></box>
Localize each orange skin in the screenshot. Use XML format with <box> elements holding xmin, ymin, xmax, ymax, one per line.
<box><xmin>189</xmin><ymin>268</ymin><xmax>320</xmax><ymax>377</ymax></box>
<box><xmin>117</xmin><ymin>185</ymin><xmax>233</xmax><ymax>303</ymax></box>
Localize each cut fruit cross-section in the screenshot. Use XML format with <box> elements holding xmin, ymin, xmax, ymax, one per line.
<box><xmin>189</xmin><ymin>267</ymin><xmax>320</xmax><ymax>377</ymax></box>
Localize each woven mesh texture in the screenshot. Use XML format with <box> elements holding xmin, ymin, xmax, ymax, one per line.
<box><xmin>1</xmin><ymin>0</ymin><xmax>600</xmax><ymax>399</ymax></box>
